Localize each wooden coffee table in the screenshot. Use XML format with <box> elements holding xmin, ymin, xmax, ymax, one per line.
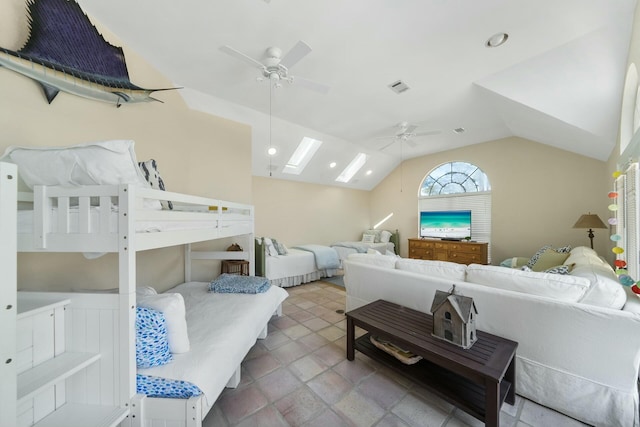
<box><xmin>346</xmin><ymin>299</ymin><xmax>517</xmax><ymax>427</ymax></box>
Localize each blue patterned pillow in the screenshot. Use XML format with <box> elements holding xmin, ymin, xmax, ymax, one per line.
<box><xmin>136</xmin><ymin>374</ymin><xmax>202</xmax><ymax>398</ymax></box>
<box><xmin>136</xmin><ymin>306</ymin><xmax>173</xmax><ymax>369</ymax></box>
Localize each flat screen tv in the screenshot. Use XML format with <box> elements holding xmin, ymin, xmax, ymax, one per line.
<box><xmin>419</xmin><ymin>210</ymin><xmax>471</xmax><ymax>240</ymax></box>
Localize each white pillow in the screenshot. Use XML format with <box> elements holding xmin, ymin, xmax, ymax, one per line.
<box><xmin>396</xmin><ymin>258</ymin><xmax>467</xmax><ymax>282</ymax></box>
<box><xmin>1</xmin><ymin>140</ymin><xmax>161</xmax><ymax>210</ymax></box>
<box><xmin>362</xmin><ymin>234</ymin><xmax>376</xmax><ymax>244</ymax></box>
<box><xmin>571</xmin><ymin>264</ymin><xmax>627</xmax><ymax>309</ymax></box>
<box><xmin>380</xmin><ymin>230</ymin><xmax>393</xmax><ymax>243</ymax></box>
<box><xmin>263</xmin><ymin>237</ymin><xmax>278</xmax><ymax>257</ymax></box>
<box><xmin>137</xmin><ymin>293</ymin><xmax>190</xmax><ymax>353</ymax></box>
<box><xmin>347</xmin><ymin>253</ymin><xmax>397</xmax><ymax>269</ymax></box>
<box><xmin>366</xmin><ymin>248</ymin><xmax>382</xmax><ymax>255</ymax></box>
<box><xmin>466</xmin><ymin>264</ymin><xmax>591</xmax><ymax>302</ymax></box>
<box><xmin>136</xmin><ymin>286</ymin><xmax>157</xmax><ymax>296</ymax></box>
<box><xmin>2</xmin><ymin>140</ymin><xmax>149</xmax><ymax>189</ymax></box>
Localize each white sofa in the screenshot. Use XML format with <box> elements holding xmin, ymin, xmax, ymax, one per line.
<box><xmin>343</xmin><ymin>246</ymin><xmax>640</xmax><ymax>427</ymax></box>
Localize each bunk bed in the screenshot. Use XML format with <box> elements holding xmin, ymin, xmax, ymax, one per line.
<box><xmin>7</xmin><ymin>149</ymin><xmax>284</xmax><ymax>427</ymax></box>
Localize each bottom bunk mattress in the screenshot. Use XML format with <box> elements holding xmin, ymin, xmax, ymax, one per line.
<box><xmin>266</xmin><ymin>248</ymin><xmax>339</xmax><ymax>287</ymax></box>
<box><xmin>137</xmin><ymin>281</ymin><xmax>288</xmax><ymax>407</ymax></box>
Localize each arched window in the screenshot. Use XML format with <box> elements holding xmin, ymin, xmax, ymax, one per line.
<box><xmin>419</xmin><ymin>161</ymin><xmax>492</xmax><ymax>260</ymax></box>
<box><xmin>420</xmin><ymin>161</ymin><xmax>491</xmax><ymax>196</ymax></box>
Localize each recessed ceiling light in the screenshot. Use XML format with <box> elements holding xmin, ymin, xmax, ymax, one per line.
<box><xmin>486</xmin><ymin>32</ymin><xmax>509</xmax><ymax>48</ymax></box>
<box><xmin>267</xmin><ymin>147</ymin><xmax>277</xmax><ymax>155</ymax></box>
<box><xmin>366</xmin><ymin>170</ymin><xmax>372</xmax><ymax>176</ymax></box>
<box><xmin>453</xmin><ymin>127</ymin><xmax>465</xmax><ymax>134</ymax></box>
<box><xmin>329</xmin><ymin>162</ymin><xmax>337</xmax><ymax>168</ymax></box>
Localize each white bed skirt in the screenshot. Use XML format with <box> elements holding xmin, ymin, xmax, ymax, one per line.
<box><xmin>271</xmin><ymin>269</ymin><xmax>338</xmax><ymax>288</ymax></box>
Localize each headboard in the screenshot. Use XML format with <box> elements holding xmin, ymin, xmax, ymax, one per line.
<box><xmin>390</xmin><ymin>229</ymin><xmax>400</xmax><ymax>255</ymax></box>
<box><xmin>255</xmin><ymin>238</ymin><xmax>266</xmax><ymax>277</ymax></box>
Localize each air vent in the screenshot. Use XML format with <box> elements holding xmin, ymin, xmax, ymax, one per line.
<box><xmin>388</xmin><ymin>80</ymin><xmax>410</xmax><ymax>94</ymax></box>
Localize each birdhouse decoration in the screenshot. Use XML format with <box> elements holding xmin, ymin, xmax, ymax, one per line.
<box><xmin>430</xmin><ymin>285</ymin><xmax>478</xmax><ymax>349</ymax></box>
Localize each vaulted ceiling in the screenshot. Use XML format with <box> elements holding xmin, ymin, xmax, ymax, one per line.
<box><xmin>78</xmin><ymin>0</ymin><xmax>637</xmax><ymax>190</ymax></box>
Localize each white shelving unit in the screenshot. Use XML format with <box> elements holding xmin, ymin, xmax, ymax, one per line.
<box><xmin>16</xmin><ymin>293</ymin><xmax>128</xmax><ymax>427</ymax></box>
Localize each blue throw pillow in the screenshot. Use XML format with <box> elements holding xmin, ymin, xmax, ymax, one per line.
<box><xmin>136</xmin><ymin>306</ymin><xmax>173</xmax><ymax>369</ymax></box>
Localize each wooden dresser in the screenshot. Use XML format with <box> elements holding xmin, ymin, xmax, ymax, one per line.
<box><xmin>408</xmin><ymin>238</ymin><xmax>488</xmax><ymax>265</ymax></box>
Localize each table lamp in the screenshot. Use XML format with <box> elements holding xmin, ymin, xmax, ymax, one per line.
<box><xmin>573</xmin><ymin>213</ymin><xmax>607</xmax><ymax>249</ymax></box>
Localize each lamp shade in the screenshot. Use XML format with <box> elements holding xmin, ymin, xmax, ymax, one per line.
<box><xmin>572</xmin><ymin>213</ymin><xmax>607</xmax><ymax>229</ymax></box>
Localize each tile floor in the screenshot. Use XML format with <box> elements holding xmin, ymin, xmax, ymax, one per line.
<box><xmin>203</xmin><ymin>281</ymin><xmax>591</xmax><ymax>427</ymax></box>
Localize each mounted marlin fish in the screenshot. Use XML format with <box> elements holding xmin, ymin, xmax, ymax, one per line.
<box><xmin>0</xmin><ymin>0</ymin><xmax>176</xmax><ymax>106</ymax></box>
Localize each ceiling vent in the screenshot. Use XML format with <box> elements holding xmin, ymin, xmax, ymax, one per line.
<box><xmin>388</xmin><ymin>80</ymin><xmax>410</xmax><ymax>94</ymax></box>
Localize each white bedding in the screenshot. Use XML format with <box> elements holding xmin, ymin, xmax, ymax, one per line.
<box><xmin>137</xmin><ymin>281</ymin><xmax>288</xmax><ymax>407</ymax></box>
<box><xmin>331</xmin><ymin>242</ymin><xmax>395</xmax><ymax>265</ymax></box>
<box><xmin>266</xmin><ymin>248</ymin><xmax>338</xmax><ymax>287</ymax></box>
<box><xmin>17</xmin><ymin>207</ymin><xmax>218</xmax><ymax>234</ymax></box>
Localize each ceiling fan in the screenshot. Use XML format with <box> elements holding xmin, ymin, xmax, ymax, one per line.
<box><xmin>219</xmin><ymin>41</ymin><xmax>330</xmax><ymax>94</ymax></box>
<box><xmin>374</xmin><ymin>121</ymin><xmax>441</xmax><ymax>151</ymax></box>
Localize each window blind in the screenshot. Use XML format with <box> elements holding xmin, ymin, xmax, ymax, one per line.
<box><xmin>624</xmin><ymin>163</ymin><xmax>639</xmax><ymax>279</ymax></box>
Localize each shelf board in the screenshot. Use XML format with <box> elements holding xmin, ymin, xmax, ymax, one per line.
<box><xmin>17</xmin><ymin>352</ymin><xmax>101</xmax><ymax>403</ymax></box>
<box><xmin>17</xmin><ymin>292</ymin><xmax>70</xmax><ymax>319</ymax></box>
<box><xmin>33</xmin><ymin>403</ymin><xmax>129</xmax><ymax>427</ymax></box>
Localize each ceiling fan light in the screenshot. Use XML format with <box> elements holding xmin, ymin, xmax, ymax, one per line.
<box><xmin>486</xmin><ymin>32</ymin><xmax>509</xmax><ymax>48</ymax></box>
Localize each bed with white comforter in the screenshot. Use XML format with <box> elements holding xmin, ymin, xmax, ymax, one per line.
<box><xmin>138</xmin><ymin>281</ymin><xmax>288</xmax><ymax>407</ymax></box>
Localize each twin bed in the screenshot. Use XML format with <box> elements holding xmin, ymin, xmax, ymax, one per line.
<box><xmin>255</xmin><ymin>231</ymin><xmax>399</xmax><ymax>288</ymax></box>
<box><xmin>2</xmin><ymin>141</ymin><xmax>287</xmax><ymax>427</ymax></box>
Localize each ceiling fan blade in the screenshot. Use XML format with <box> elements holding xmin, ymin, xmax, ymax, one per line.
<box><xmin>401</xmin><ymin>124</ymin><xmax>418</xmax><ymax>135</ymax></box>
<box><xmin>378</xmin><ymin>139</ymin><xmax>398</xmax><ymax>151</ymax></box>
<box><xmin>219</xmin><ymin>45</ymin><xmax>265</xmax><ymax>69</ymax></box>
<box><xmin>413</xmin><ymin>130</ymin><xmax>441</xmax><ymax>137</ymax></box>
<box><xmin>280</xmin><ymin>40</ymin><xmax>312</xmax><ymax>69</ymax></box>
<box><xmin>291</xmin><ymin>75</ymin><xmax>330</xmax><ymax>94</ymax></box>
<box><xmin>405</xmin><ymin>139</ymin><xmax>418</xmax><ymax>148</ymax></box>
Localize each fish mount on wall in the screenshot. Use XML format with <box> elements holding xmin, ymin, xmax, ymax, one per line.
<box><xmin>0</xmin><ymin>0</ymin><xmax>177</xmax><ymax>106</ymax></box>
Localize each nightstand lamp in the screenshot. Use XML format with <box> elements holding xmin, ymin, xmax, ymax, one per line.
<box><xmin>573</xmin><ymin>213</ymin><xmax>607</xmax><ymax>249</ymax></box>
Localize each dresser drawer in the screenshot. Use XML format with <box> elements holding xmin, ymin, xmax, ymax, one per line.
<box><xmin>449</xmin><ymin>252</ymin><xmax>485</xmax><ymax>264</ymax></box>
<box><xmin>449</xmin><ymin>243</ymin><xmax>484</xmax><ymax>254</ymax></box>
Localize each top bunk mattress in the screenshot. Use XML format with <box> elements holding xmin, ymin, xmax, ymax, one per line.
<box><xmin>137</xmin><ymin>281</ymin><xmax>288</xmax><ymax>407</ymax></box>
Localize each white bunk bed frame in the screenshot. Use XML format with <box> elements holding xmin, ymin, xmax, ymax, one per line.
<box><xmin>14</xmin><ymin>183</ymin><xmax>256</xmax><ymax>427</ymax></box>
<box><xmin>1</xmin><ymin>163</ymin><xmax>18</xmax><ymax>427</ymax></box>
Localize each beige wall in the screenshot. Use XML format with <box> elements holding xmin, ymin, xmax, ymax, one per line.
<box><xmin>370</xmin><ymin>137</ymin><xmax>610</xmax><ymax>263</ymax></box>
<box><xmin>252</xmin><ymin>177</ymin><xmax>370</xmax><ymax>245</ymax></box>
<box><xmin>0</xmin><ymin>4</ymin><xmax>252</xmax><ymax>291</ymax></box>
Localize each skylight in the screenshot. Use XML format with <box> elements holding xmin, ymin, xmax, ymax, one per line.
<box><xmin>336</xmin><ymin>153</ymin><xmax>367</xmax><ymax>183</ymax></box>
<box><xmin>282</xmin><ymin>137</ymin><xmax>322</xmax><ymax>175</ymax></box>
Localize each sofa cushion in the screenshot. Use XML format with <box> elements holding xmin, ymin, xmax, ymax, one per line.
<box><xmin>571</xmin><ymin>264</ymin><xmax>627</xmax><ymax>309</ymax></box>
<box><xmin>347</xmin><ymin>253</ymin><xmax>397</xmax><ymax>269</ymax></box>
<box><xmin>466</xmin><ymin>264</ymin><xmax>591</xmax><ymax>302</ymax></box>
<box><xmin>396</xmin><ymin>258</ymin><xmax>467</xmax><ymax>282</ymax></box>
<box><xmin>528</xmin><ymin>247</ymin><xmax>571</xmax><ymax>271</ymax></box>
